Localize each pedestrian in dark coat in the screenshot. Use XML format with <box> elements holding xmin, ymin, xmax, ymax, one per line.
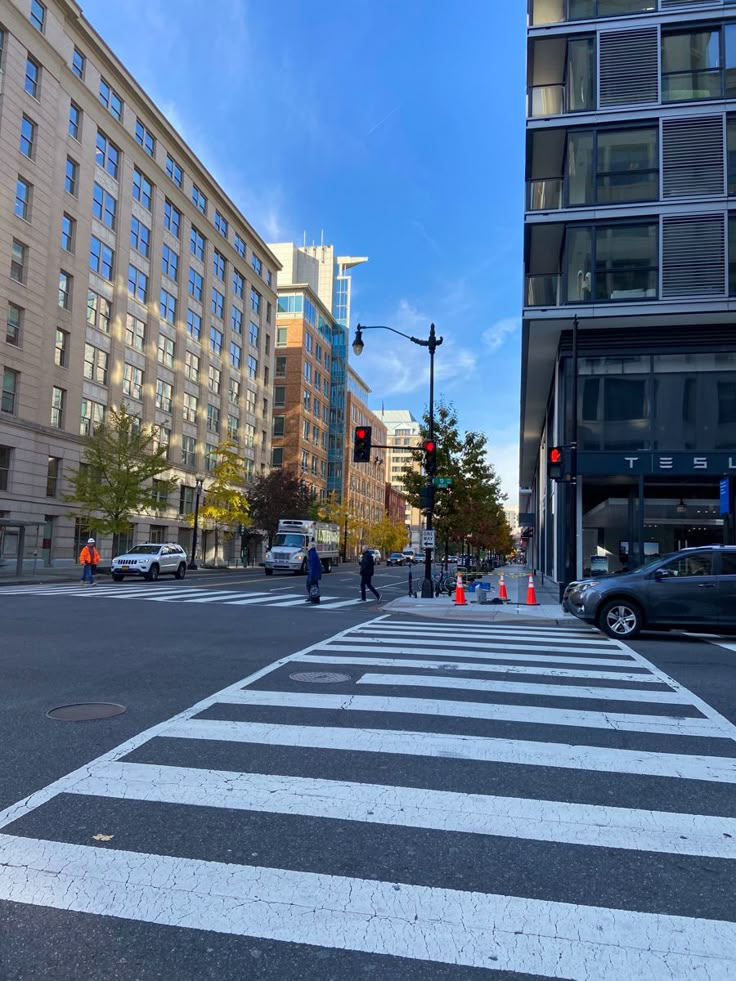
<box><xmin>359</xmin><ymin>547</ymin><xmax>381</xmax><ymax>602</ymax></box>
<box><xmin>306</xmin><ymin>540</ymin><xmax>322</xmax><ymax>602</ymax></box>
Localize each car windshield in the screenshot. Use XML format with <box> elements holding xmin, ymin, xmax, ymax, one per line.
<box><xmin>617</xmin><ymin>553</ymin><xmax>674</xmax><ymax>575</ymax></box>
<box><xmin>126</xmin><ymin>545</ymin><xmax>161</xmax><ymax>555</ymax></box>
<box><xmin>390</xmin><ymin>553</ymin><xmax>403</xmax><ymax>558</ymax></box>
<box><xmin>273</xmin><ymin>533</ymin><xmax>307</xmax><ymax>548</ymax></box>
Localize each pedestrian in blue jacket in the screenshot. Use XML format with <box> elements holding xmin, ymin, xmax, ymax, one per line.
<box><xmin>306</xmin><ymin>540</ymin><xmax>322</xmax><ymax>602</ymax></box>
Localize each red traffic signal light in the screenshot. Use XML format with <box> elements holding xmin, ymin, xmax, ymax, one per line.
<box><xmin>424</xmin><ymin>440</ymin><xmax>436</xmax><ymax>453</ymax></box>
<box><xmin>548</xmin><ymin>446</ymin><xmax>566</xmax><ymax>480</ymax></box>
<box><xmin>356</xmin><ymin>428</ymin><xmax>367</xmax><ymax>440</ymax></box>
<box><xmin>353</xmin><ymin>426</ymin><xmax>372</xmax><ymax>463</ymax></box>
<box><xmin>549</xmin><ymin>447</ymin><xmax>562</xmax><ymax>465</ymax></box>
<box><xmin>423</xmin><ymin>439</ymin><xmax>437</xmax><ymax>475</ymax></box>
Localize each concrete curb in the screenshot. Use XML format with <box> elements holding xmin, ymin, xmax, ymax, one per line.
<box><xmin>381</xmin><ymin>595</ymin><xmax>582</xmax><ymax>627</ymax></box>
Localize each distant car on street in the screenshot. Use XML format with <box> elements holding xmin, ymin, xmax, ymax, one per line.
<box><xmin>387</xmin><ymin>552</ymin><xmax>405</xmax><ymax>566</ymax></box>
<box><xmin>368</xmin><ymin>548</ymin><xmax>382</xmax><ymax>565</ymax></box>
<box><xmin>562</xmin><ymin>545</ymin><xmax>736</xmax><ymax>639</ymax></box>
<box><xmin>111</xmin><ymin>543</ymin><xmax>188</xmax><ymax>582</ymax></box>
<box><xmin>402</xmin><ymin>549</ymin><xmax>418</xmax><ymax>564</ymax></box>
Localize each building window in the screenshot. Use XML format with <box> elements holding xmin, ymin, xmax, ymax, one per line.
<box><xmin>249</xmin><ymin>321</ymin><xmax>259</xmax><ymax>347</ymax></box>
<box><xmin>234</xmin><ymin>233</ymin><xmax>245</xmax><ymax>258</ymax></box>
<box><xmin>183</xmin><ymin>392</ymin><xmax>198</xmax><ymax>423</ymax></box>
<box><xmin>129</xmin><ymin>216</ymin><xmax>150</xmax><ymax>256</ymax></box>
<box><xmin>61</xmin><ymin>213</ymin><xmax>75</xmax><ymax>252</ymax></box>
<box><xmin>95</xmin><ymin>131</ymin><xmax>120</xmax><ymax>179</ymax></box>
<box><xmin>72</xmin><ymin>47</ymin><xmax>85</xmax><ymax>79</ymax></box>
<box><xmin>0</xmin><ymin>445</ymin><xmax>12</xmax><ymax>491</ymax></box>
<box><xmin>192</xmin><ymin>184</ymin><xmax>207</xmax><ymax>214</ymax></box>
<box><xmin>164</xmin><ymin>199</ymin><xmax>181</xmax><ymax>237</ymax></box>
<box><xmin>227</xmin><ymin>414</ymin><xmax>238</xmax><ymax>440</ymax></box>
<box><xmin>123</xmin><ymin>362</ymin><xmax>143</xmax><ymax>400</ymax></box>
<box><xmin>65</xmin><ymin>157</ymin><xmax>78</xmax><ymax>196</ymax></box>
<box><xmin>83</xmin><ymin>343</ymin><xmax>109</xmax><ymax>385</ymax></box>
<box><xmin>275</xmin><ymin>356</ymin><xmax>287</xmax><ymax>377</ymax></box>
<box><xmin>247</xmin><ymin>355</ymin><xmax>258</xmax><ymax>380</ymax></box>
<box><xmin>305</xmin><ymin>332</ymin><xmax>313</xmax><ymax>354</ymax></box>
<box><xmin>58</xmin><ymin>270</ymin><xmax>72</xmax><ymax>309</ymax></box>
<box><xmin>89</xmin><ymin>237</ymin><xmax>114</xmax><ymax>281</ymax></box>
<box><xmin>166</xmin><ymin>154</ymin><xmax>183</xmax><ymax>187</ymax></box>
<box><xmin>99</xmin><ymin>78</ymin><xmax>123</xmax><ymax>120</ymax></box>
<box><xmin>251</xmin><ymin>253</ymin><xmax>262</xmax><ymax>276</ymax></box>
<box><xmin>188</xmin><ymin>268</ymin><xmax>203</xmax><ymax>301</ymax></box>
<box><xmin>272</xmin><ymin>447</ymin><xmax>283</xmax><ymax>468</ymax></box>
<box><xmin>158</xmin><ymin>333</ymin><xmax>175</xmax><ymax>368</ymax></box>
<box><xmin>87</xmin><ymin>290</ymin><xmax>111</xmax><ymax>333</ymax></box>
<box><xmin>68</xmin><ymin>101</ymin><xmax>81</xmax><ymax>140</ymax></box>
<box><xmin>135</xmin><ymin>118</ymin><xmax>155</xmax><ymax>156</ymax></box>
<box><xmin>50</xmin><ymin>385</ymin><xmax>65</xmax><ymax>427</ymax></box>
<box><xmin>190</xmin><ymin>226</ymin><xmax>205</xmax><ymax>260</ymax></box>
<box><xmin>566</xmin><ymin>127</ymin><xmax>658</xmax><ymax>207</ymax></box>
<box><xmin>228</xmin><ymin>378</ymin><xmax>240</xmax><ymax>405</ymax></box>
<box><xmin>80</xmin><ymin>398</ymin><xmax>105</xmax><ymax>435</ymax></box>
<box><xmin>215</xmin><ymin>211</ymin><xmax>228</xmax><ymax>237</ymax></box>
<box><xmin>211</xmin><ymin>288</ymin><xmax>224</xmax><ymax>319</ymax></box>
<box><xmin>565</xmin><ymin>222</ymin><xmax>658</xmax><ymax>303</ymax></box>
<box><xmin>162</xmin><ymin>245</ymin><xmax>179</xmax><ymax>282</ymax></box>
<box><xmin>25</xmin><ymin>56</ymin><xmax>40</xmax><ymax>98</ymax></box>
<box><xmin>273</xmin><ymin>386</ymin><xmax>285</xmax><ymax>408</ymax></box>
<box><xmin>210</xmin><ymin>326</ymin><xmax>223</xmax><ymax>355</ymax></box>
<box><xmin>266</xmin><ymin>270</ymin><xmax>273</xmax><ymax>288</ymax></box>
<box><xmin>207</xmin><ymin>403</ymin><xmax>220</xmax><ymax>434</ymax></box>
<box><xmin>212</xmin><ymin>250</ymin><xmax>225</xmax><ymax>281</ymax></box>
<box><xmin>93</xmin><ymin>183</ymin><xmax>117</xmax><ymax>230</ymax></box>
<box><xmin>30</xmin><ymin>1</ymin><xmax>46</xmax><ymax>31</ymax></box>
<box><xmin>15</xmin><ymin>178</ymin><xmax>32</xmax><ymax>221</ymax></box>
<box><xmin>231</xmin><ymin>269</ymin><xmax>244</xmax><ymax>299</ymax></box>
<box><xmin>272</xmin><ymin>415</ymin><xmax>285</xmax><ymax>437</ymax></box>
<box><xmin>181</xmin><ymin>438</ymin><xmax>196</xmax><ymax>469</ymax></box>
<box><xmin>149</xmin><ymin>522</ymin><xmax>167</xmax><ymax>542</ymax></box>
<box><xmin>204</xmin><ymin>443</ymin><xmax>218</xmax><ymax>472</ymax></box>
<box><xmin>125</xmin><ymin>314</ymin><xmax>145</xmax><ymax>352</ymax></box>
<box><xmin>208</xmin><ymin>365</ymin><xmax>221</xmax><ymax>394</ymax></box>
<box><xmin>662</xmin><ymin>27</ymin><xmax>736</xmax><ymax>103</ymax></box>
<box><xmin>20</xmin><ymin>116</ymin><xmax>35</xmax><ymax>158</ymax></box>
<box><xmin>132</xmin><ymin>168</ymin><xmax>153</xmax><ymax>209</ymax></box>
<box><xmin>230</xmin><ymin>341</ymin><xmax>241</xmax><ymax>369</ymax></box>
<box><xmin>250</xmin><ymin>287</ymin><xmax>261</xmax><ymax>314</ymax></box>
<box><xmin>128</xmin><ymin>264</ymin><xmax>148</xmax><ymax>303</ymax></box>
<box><xmin>304</xmin><ymin>361</ymin><xmax>312</xmax><ymax>384</ymax></box>
<box><xmin>155</xmin><ymin>379</ymin><xmax>173</xmax><ymax>413</ymax></box>
<box><xmin>231</xmin><ymin>306</ymin><xmax>243</xmax><ymax>335</ymax></box>
<box><xmin>184</xmin><ymin>350</ymin><xmax>200</xmax><ymax>383</ymax></box>
<box><xmin>245</xmin><ymin>388</ymin><xmax>256</xmax><ymax>414</ymax></box>
<box><xmin>186</xmin><ymin>309</ymin><xmax>201</xmax><ymax>341</ymax></box>
<box><xmin>2</xmin><ymin>368</ymin><xmax>19</xmax><ymax>414</ymax></box>
<box><xmin>6</xmin><ymin>304</ymin><xmax>22</xmax><ymax>347</ymax></box>
<box><xmin>276</xmin><ymin>326</ymin><xmax>288</xmax><ymax>347</ymax></box>
<box><xmin>266</xmin><ymin>301</ymin><xmax>272</xmax><ymax>324</ymax></box>
<box><xmin>160</xmin><ymin>289</ymin><xmax>177</xmax><ymax>325</ymax></box>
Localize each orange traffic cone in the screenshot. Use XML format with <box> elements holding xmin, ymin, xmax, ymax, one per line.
<box><xmin>498</xmin><ymin>574</ymin><xmax>508</xmax><ymax>602</ymax></box>
<box><xmin>526</xmin><ymin>574</ymin><xmax>538</xmax><ymax>606</ymax></box>
<box><xmin>454</xmin><ymin>572</ymin><xmax>467</xmax><ymax>606</ymax></box>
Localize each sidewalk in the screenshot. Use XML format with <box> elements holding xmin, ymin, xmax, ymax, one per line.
<box><xmin>383</xmin><ymin>567</ymin><xmax>580</xmax><ymax>625</ymax></box>
<box><xmin>0</xmin><ymin>564</ymin><xmax>259</xmax><ymax>587</ymax></box>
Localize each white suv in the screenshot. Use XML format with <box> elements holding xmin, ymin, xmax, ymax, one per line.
<box><xmin>111</xmin><ymin>543</ymin><xmax>188</xmax><ymax>582</ymax></box>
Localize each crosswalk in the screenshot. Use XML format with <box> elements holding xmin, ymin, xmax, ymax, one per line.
<box><xmin>0</xmin><ymin>580</ymin><xmax>364</xmax><ymax>610</ymax></box>
<box><xmin>1</xmin><ymin>617</ymin><xmax>735</xmax><ymax>978</ymax></box>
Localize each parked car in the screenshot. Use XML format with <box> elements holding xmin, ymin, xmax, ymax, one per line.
<box><xmin>562</xmin><ymin>545</ymin><xmax>736</xmax><ymax>639</ymax></box>
<box><xmin>387</xmin><ymin>552</ymin><xmax>405</xmax><ymax>566</ymax></box>
<box><xmin>368</xmin><ymin>548</ymin><xmax>382</xmax><ymax>565</ymax></box>
<box><xmin>402</xmin><ymin>549</ymin><xmax>418</xmax><ymax>564</ymax></box>
<box><xmin>111</xmin><ymin>543</ymin><xmax>188</xmax><ymax>582</ymax></box>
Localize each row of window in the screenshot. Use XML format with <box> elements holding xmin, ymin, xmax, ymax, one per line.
<box><xmin>274</xmin><ymin>323</ymin><xmax>331</xmax><ymax>369</ymax></box>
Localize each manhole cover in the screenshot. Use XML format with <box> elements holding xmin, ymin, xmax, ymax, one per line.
<box><xmin>289</xmin><ymin>671</ymin><xmax>351</xmax><ymax>684</ymax></box>
<box><xmin>47</xmin><ymin>702</ymin><xmax>127</xmax><ymax>721</ymax></box>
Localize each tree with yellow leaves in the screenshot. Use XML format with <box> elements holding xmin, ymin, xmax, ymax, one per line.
<box><xmin>192</xmin><ymin>440</ymin><xmax>251</xmax><ymax>566</ymax></box>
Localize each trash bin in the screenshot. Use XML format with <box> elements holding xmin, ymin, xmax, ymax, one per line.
<box><xmin>476</xmin><ymin>586</ymin><xmax>487</xmax><ymax>604</ymax></box>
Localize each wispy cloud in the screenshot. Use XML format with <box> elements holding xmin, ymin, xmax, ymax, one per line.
<box><xmin>366</xmin><ymin>105</ymin><xmax>400</xmax><ymax>137</ymax></box>
<box><xmin>482</xmin><ymin>316</ymin><xmax>520</xmax><ymax>352</ymax></box>
<box><xmin>411</xmin><ymin>219</ymin><xmax>442</xmax><ymax>256</ymax></box>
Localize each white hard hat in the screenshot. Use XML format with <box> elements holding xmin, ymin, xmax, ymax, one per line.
<box><xmin>87</xmin><ymin>538</ymin><xmax>95</xmax><ymax>543</ymax></box>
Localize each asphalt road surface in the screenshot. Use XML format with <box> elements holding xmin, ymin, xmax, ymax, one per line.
<box><xmin>0</xmin><ymin>568</ymin><xmax>735</xmax><ymax>980</ymax></box>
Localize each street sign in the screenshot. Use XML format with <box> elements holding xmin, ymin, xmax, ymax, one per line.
<box><xmin>422</xmin><ymin>530</ymin><xmax>436</xmax><ymax>548</ymax></box>
<box><xmin>433</xmin><ymin>477</ymin><xmax>452</xmax><ymax>488</ymax></box>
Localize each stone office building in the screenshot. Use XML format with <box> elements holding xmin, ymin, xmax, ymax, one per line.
<box><xmin>522</xmin><ymin>0</ymin><xmax>736</xmax><ymax>586</ymax></box>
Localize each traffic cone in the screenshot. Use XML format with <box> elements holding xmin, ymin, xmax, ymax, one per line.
<box><xmin>526</xmin><ymin>574</ymin><xmax>538</xmax><ymax>606</ymax></box>
<box><xmin>454</xmin><ymin>572</ymin><xmax>467</xmax><ymax>606</ymax></box>
<box><xmin>498</xmin><ymin>574</ymin><xmax>508</xmax><ymax>602</ymax></box>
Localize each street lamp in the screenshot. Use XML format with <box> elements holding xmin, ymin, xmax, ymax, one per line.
<box><xmin>188</xmin><ymin>475</ymin><xmax>204</xmax><ymax>570</ymax></box>
<box><xmin>352</xmin><ymin>321</ymin><xmax>443</xmax><ymax>598</ymax></box>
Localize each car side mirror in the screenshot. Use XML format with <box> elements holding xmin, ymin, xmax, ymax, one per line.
<box><xmin>654</xmin><ymin>568</ymin><xmax>671</xmax><ymax>580</ymax></box>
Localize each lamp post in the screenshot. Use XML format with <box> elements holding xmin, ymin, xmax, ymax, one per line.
<box><xmin>188</xmin><ymin>475</ymin><xmax>204</xmax><ymax>570</ymax></box>
<box><xmin>352</xmin><ymin>321</ymin><xmax>443</xmax><ymax>598</ymax></box>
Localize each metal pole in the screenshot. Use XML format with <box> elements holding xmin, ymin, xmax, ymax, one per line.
<box><xmin>421</xmin><ymin>323</ymin><xmax>437</xmax><ymax>598</ymax></box>
<box><xmin>564</xmin><ymin>315</ymin><xmax>579</xmax><ymax>589</ymax></box>
<box><xmin>189</xmin><ymin>479</ymin><xmax>202</xmax><ymax>570</ymax></box>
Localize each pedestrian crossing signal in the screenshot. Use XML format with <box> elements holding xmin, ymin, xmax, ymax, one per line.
<box><xmin>353</xmin><ymin>426</ymin><xmax>372</xmax><ymax>463</ymax></box>
<box><xmin>548</xmin><ymin>446</ymin><xmax>564</xmax><ymax>480</ymax></box>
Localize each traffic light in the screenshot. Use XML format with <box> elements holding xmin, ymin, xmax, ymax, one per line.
<box><xmin>423</xmin><ymin>439</ymin><xmax>437</xmax><ymax>475</ymax></box>
<box><xmin>547</xmin><ymin>446</ymin><xmax>575</xmax><ymax>480</ymax></box>
<box><xmin>353</xmin><ymin>426</ymin><xmax>372</xmax><ymax>463</ymax></box>
<box><xmin>419</xmin><ymin>484</ymin><xmax>434</xmax><ymax>512</ymax></box>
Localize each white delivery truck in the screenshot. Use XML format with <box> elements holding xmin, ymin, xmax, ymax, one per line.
<box><xmin>264</xmin><ymin>519</ymin><xmax>340</xmax><ymax>575</ymax></box>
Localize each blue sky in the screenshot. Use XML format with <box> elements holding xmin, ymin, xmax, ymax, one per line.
<box><xmin>81</xmin><ymin>0</ymin><xmax>527</xmax><ymax>504</ymax></box>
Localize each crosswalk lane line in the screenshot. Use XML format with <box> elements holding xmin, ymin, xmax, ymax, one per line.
<box><xmin>220</xmin><ymin>688</ymin><xmax>720</xmax><ymax>737</ymax></box>
<box><xmin>218</xmin><ymin>592</ymin><xmax>279</xmax><ymax>605</ymax></box>
<box><xmin>364</xmin><ymin>619</ymin><xmax>600</xmax><ymax>636</ymax></box>
<box><xmin>356</xmin><ymin>671</ymin><xmax>683</xmax><ymax>703</ymax></box>
<box><xmin>296</xmin><ymin>653</ymin><xmax>657</xmax><ymax>682</ymax></box>
<box><xmin>68</xmin><ymin>760</ymin><xmax>736</xmax><ymax>860</ymax></box>
<box><xmin>346</xmin><ymin>635</ymin><xmax>621</xmax><ymax>655</ymax></box>
<box><xmin>0</xmin><ymin>834</ymin><xmax>733</xmax><ymax>978</ymax></box>
<box><xmin>354</xmin><ymin>626</ymin><xmax>613</xmax><ymax>646</ymax></box>
<box><xmin>164</xmin><ymin>718</ymin><xmax>736</xmax><ymax>782</ymax></box>
<box><xmin>145</xmin><ymin>590</ymin><xmax>247</xmax><ymax>603</ymax></box>
<box><xmin>317</xmin><ymin>642</ymin><xmax>637</xmax><ymax>666</ymax></box>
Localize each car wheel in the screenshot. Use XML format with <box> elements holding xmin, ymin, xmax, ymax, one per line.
<box><xmin>598</xmin><ymin>599</ymin><xmax>643</xmax><ymax>639</ymax></box>
<box><xmin>145</xmin><ymin>564</ymin><xmax>160</xmax><ymax>582</ymax></box>
<box><xmin>265</xmin><ymin>568</ymin><xmax>273</xmax><ymax>576</ymax></box>
<box><xmin>112</xmin><ymin>574</ymin><xmax>124</xmax><ymax>583</ymax></box>
<box><xmin>175</xmin><ymin>563</ymin><xmax>186</xmax><ymax>580</ymax></box>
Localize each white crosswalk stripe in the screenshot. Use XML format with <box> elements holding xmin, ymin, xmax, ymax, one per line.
<box><xmin>1</xmin><ymin>616</ymin><xmax>735</xmax><ymax>978</ymax></box>
<box><xmin>0</xmin><ymin>581</ymin><xmax>364</xmax><ymax>610</ymax></box>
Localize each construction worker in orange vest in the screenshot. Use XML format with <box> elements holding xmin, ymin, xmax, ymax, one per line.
<box><xmin>79</xmin><ymin>537</ymin><xmax>100</xmax><ymax>585</ymax></box>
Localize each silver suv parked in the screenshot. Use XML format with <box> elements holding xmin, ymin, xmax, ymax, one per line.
<box><xmin>563</xmin><ymin>546</ymin><xmax>736</xmax><ymax>639</ymax></box>
<box><xmin>111</xmin><ymin>543</ymin><xmax>188</xmax><ymax>582</ymax></box>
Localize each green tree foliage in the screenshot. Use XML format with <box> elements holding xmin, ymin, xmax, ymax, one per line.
<box><xmin>65</xmin><ymin>405</ymin><xmax>178</xmax><ymax>536</ymax></box>
<box><xmin>247</xmin><ymin>469</ymin><xmax>312</xmax><ymax>547</ymax></box>
<box><xmin>367</xmin><ymin>515</ymin><xmax>407</xmax><ymax>557</ymax></box>
<box><xmin>194</xmin><ymin>440</ymin><xmax>251</xmax><ymax>564</ymax></box>
<box><xmin>401</xmin><ymin>399</ymin><xmax>512</xmax><ymax>557</ymax></box>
